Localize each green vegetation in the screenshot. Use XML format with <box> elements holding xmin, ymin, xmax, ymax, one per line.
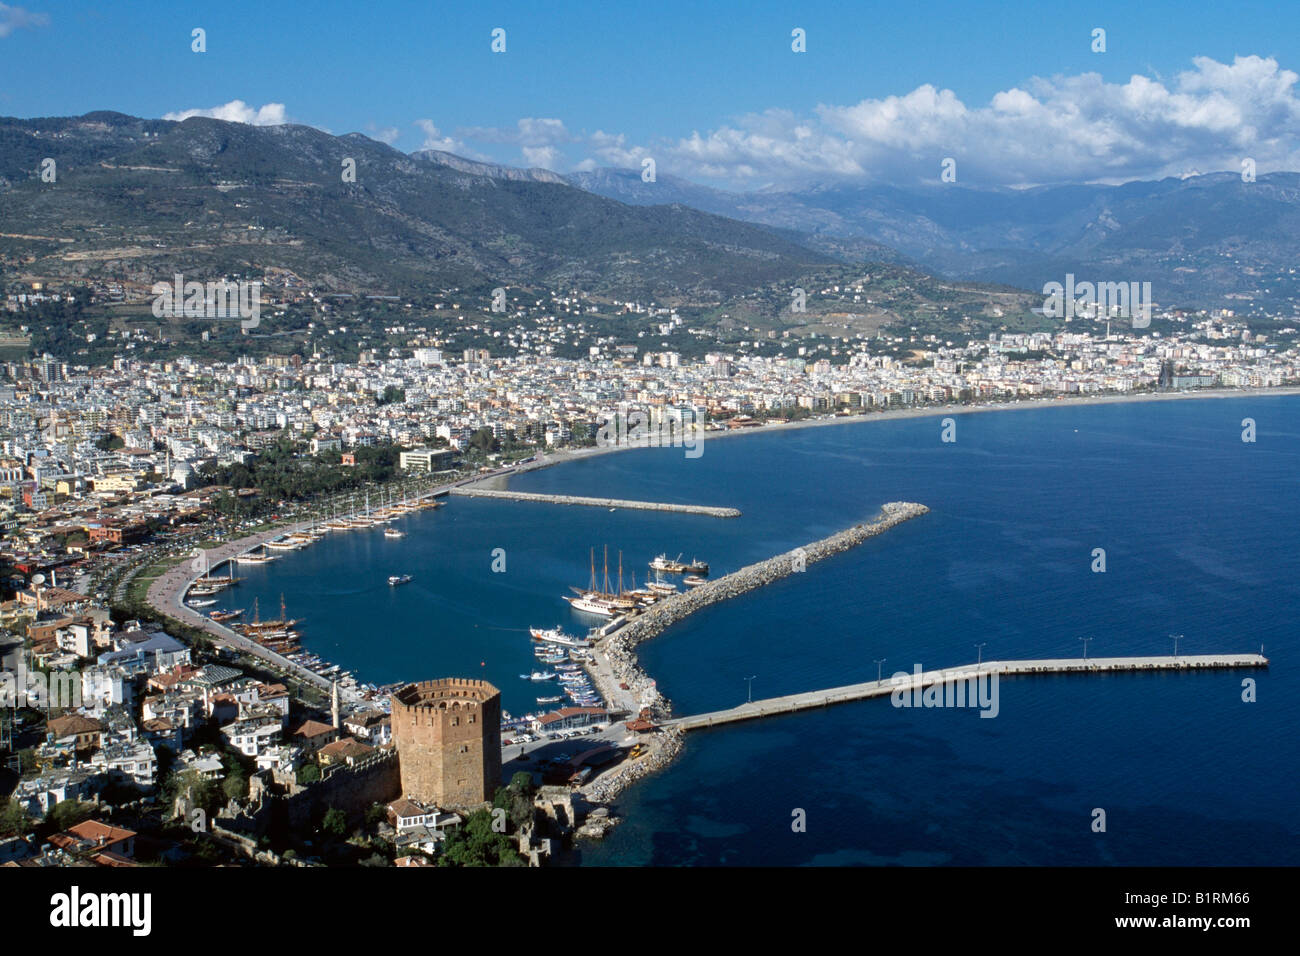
<box><xmin>438</xmin><ymin>808</ymin><xmax>525</xmax><ymax>867</ymax></box>
<box><xmin>0</xmin><ymin>799</ymin><xmax>30</xmax><ymax>838</ymax></box>
<box><xmin>197</xmin><ymin>436</ymin><xmax>401</xmax><ymax>507</ymax></box>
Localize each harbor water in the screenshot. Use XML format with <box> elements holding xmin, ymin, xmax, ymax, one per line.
<box><xmin>210</xmin><ymin>395</ymin><xmax>1300</xmax><ymax>866</ymax></box>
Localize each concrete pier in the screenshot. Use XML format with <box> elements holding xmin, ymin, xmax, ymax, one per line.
<box><xmin>450</xmin><ymin>486</ymin><xmax>741</xmax><ymax>517</ymax></box>
<box><xmin>662</xmin><ymin>654</ymin><xmax>1270</xmax><ymax>731</ymax></box>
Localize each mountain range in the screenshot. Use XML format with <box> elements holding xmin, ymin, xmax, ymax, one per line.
<box><xmin>567</xmin><ymin>167</ymin><xmax>1300</xmax><ymax>311</ymax></box>
<box><xmin>3</xmin><ymin>112</ymin><xmax>1297</xmax><ymax>319</ymax></box>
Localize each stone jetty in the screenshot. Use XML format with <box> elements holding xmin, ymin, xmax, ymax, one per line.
<box><xmin>575</xmin><ymin>502</ymin><xmax>929</xmax><ymax>814</ymax></box>
<box><xmin>598</xmin><ymin>500</ymin><xmax>930</xmax><ymax>718</ymax></box>
<box><xmin>450</xmin><ymin>486</ymin><xmax>741</xmax><ymax>518</ymax></box>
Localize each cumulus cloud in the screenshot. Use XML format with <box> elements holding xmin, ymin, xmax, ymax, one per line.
<box><xmin>0</xmin><ymin>3</ymin><xmax>48</xmax><ymax>38</ymax></box>
<box><xmin>366</xmin><ymin>124</ymin><xmax>400</xmax><ymax>145</ymax></box>
<box><xmin>583</xmin><ymin>55</ymin><xmax>1300</xmax><ymax>188</ymax></box>
<box><xmin>163</xmin><ymin>100</ymin><xmax>289</xmax><ymax>126</ymax></box>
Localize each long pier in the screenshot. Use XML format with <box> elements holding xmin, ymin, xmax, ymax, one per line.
<box><xmin>450</xmin><ymin>486</ymin><xmax>741</xmax><ymax>517</ymax></box>
<box><xmin>661</xmin><ymin>654</ymin><xmax>1270</xmax><ymax>730</ymax></box>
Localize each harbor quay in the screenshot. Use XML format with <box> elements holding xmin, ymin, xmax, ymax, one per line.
<box><xmin>661</xmin><ymin>654</ymin><xmax>1271</xmax><ymax>731</ymax></box>
<box><xmin>450</xmin><ymin>486</ymin><xmax>741</xmax><ymax>517</ymax></box>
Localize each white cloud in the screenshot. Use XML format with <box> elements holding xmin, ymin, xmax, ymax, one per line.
<box><xmin>575</xmin><ymin>55</ymin><xmax>1300</xmax><ymax>188</ymax></box>
<box><xmin>163</xmin><ymin>100</ymin><xmax>289</xmax><ymax>126</ymax></box>
<box><xmin>414</xmin><ymin>119</ymin><xmax>477</xmax><ymax>156</ymax></box>
<box><xmin>0</xmin><ymin>3</ymin><xmax>48</xmax><ymax>38</ymax></box>
<box><xmin>366</xmin><ymin>124</ymin><xmax>400</xmax><ymax>145</ymax></box>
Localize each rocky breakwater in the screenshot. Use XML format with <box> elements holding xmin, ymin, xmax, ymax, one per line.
<box><xmin>578</xmin><ymin>502</ymin><xmax>928</xmax><ymax>826</ymax></box>
<box><xmin>605</xmin><ymin>501</ymin><xmax>930</xmax><ymax>699</ymax></box>
<box><xmin>577</xmin><ymin>727</ymin><xmax>686</xmax><ymax>837</ymax></box>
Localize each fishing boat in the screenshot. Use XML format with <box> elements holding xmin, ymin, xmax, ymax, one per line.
<box><xmin>210</xmin><ymin>609</ymin><xmax>242</xmax><ymax>623</ymax></box>
<box><xmin>683</xmin><ymin>575</ymin><xmax>708</xmax><ymax>588</ymax></box>
<box><xmin>388</xmin><ymin>574</ymin><xmax>412</xmax><ymax>586</ymax></box>
<box><xmin>187</xmin><ymin>598</ymin><xmax>217</xmax><ymax>608</ymax></box>
<box><xmin>650</xmin><ymin>554</ymin><xmax>709</xmax><ymax>575</ymax></box>
<box><xmin>384</xmin><ymin>527</ymin><xmax>406</xmax><ymax>539</ymax></box>
<box><xmin>537</xmin><ymin>696</ymin><xmax>562</xmax><ymax>704</ymax></box>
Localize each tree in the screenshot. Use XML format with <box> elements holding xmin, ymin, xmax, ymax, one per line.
<box><xmin>0</xmin><ymin>799</ymin><xmax>30</xmax><ymax>837</ymax></box>
<box><xmin>468</xmin><ymin>427</ymin><xmax>500</xmax><ymax>455</ymax></box>
<box><xmin>44</xmin><ymin>799</ymin><xmax>92</xmax><ymax>833</ymax></box>
<box><xmin>438</xmin><ymin>808</ymin><xmax>524</xmax><ymax>867</ymax></box>
<box><xmin>222</xmin><ymin>771</ymin><xmax>248</xmax><ymax>803</ymax></box>
<box><xmin>321</xmin><ymin>807</ymin><xmax>347</xmax><ymax>838</ymax></box>
<box><xmin>296</xmin><ymin>763</ymin><xmax>321</xmax><ymax>785</ymax></box>
<box><xmin>493</xmin><ymin>771</ymin><xmax>536</xmax><ymax>832</ymax></box>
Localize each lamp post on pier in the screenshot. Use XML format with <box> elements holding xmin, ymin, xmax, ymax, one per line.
<box><xmin>744</xmin><ymin>675</ymin><xmax>757</xmax><ymax>704</ymax></box>
<box><xmin>874</xmin><ymin>658</ymin><xmax>886</xmax><ymax>683</ymax></box>
<box><xmin>975</xmin><ymin>643</ymin><xmax>987</xmax><ymax>666</ymax></box>
<box><xmin>1170</xmin><ymin>633</ymin><xmax>1183</xmax><ymax>659</ymax></box>
<box><xmin>1080</xmin><ymin>636</ymin><xmax>1092</xmax><ymax>660</ymax></box>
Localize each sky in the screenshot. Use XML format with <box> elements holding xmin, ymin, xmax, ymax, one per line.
<box><xmin>3</xmin><ymin>0</ymin><xmax>1300</xmax><ymax>190</ymax></box>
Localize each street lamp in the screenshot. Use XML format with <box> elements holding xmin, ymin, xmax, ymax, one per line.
<box><xmin>744</xmin><ymin>675</ymin><xmax>757</xmax><ymax>704</ymax></box>
<box><xmin>975</xmin><ymin>643</ymin><xmax>987</xmax><ymax>666</ymax></box>
<box><xmin>1079</xmin><ymin>636</ymin><xmax>1092</xmax><ymax>660</ymax></box>
<box><xmin>1170</xmin><ymin>633</ymin><xmax>1183</xmax><ymax>658</ymax></box>
<box><xmin>874</xmin><ymin>658</ymin><xmax>886</xmax><ymax>683</ymax></box>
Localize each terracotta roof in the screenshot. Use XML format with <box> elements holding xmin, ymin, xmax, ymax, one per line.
<box><xmin>290</xmin><ymin>719</ymin><xmax>336</xmax><ymax>739</ymax></box>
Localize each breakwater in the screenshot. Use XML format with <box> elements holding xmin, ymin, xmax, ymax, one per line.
<box><xmin>450</xmin><ymin>487</ymin><xmax>741</xmax><ymax>518</ymax></box>
<box><xmin>592</xmin><ymin>502</ymin><xmax>930</xmax><ymax>722</ymax></box>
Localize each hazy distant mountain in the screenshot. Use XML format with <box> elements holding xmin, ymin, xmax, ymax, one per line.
<box><xmin>569</xmin><ymin>167</ymin><xmax>1300</xmax><ymax>310</ymax></box>
<box><xmin>0</xmin><ymin>112</ymin><xmax>835</xmax><ymax>300</ymax></box>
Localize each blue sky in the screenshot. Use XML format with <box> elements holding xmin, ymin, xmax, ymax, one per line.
<box><xmin>3</xmin><ymin>0</ymin><xmax>1299</xmax><ymax>189</ymax></box>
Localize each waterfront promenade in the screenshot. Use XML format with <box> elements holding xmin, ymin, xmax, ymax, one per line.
<box><xmin>662</xmin><ymin>654</ymin><xmax>1271</xmax><ymax>731</ymax></box>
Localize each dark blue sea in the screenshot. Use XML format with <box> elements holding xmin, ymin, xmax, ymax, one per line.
<box><xmin>211</xmin><ymin>396</ymin><xmax>1300</xmax><ymax>865</ymax></box>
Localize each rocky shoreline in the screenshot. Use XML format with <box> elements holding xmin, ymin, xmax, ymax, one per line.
<box><xmin>576</xmin><ymin>501</ymin><xmax>928</xmax><ymax>828</ymax></box>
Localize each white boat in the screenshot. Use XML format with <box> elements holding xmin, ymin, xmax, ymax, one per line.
<box><xmin>529</xmin><ymin>626</ymin><xmax>592</xmax><ymax>648</ymax></box>
<box><xmin>187</xmin><ymin>598</ymin><xmax>217</xmax><ymax>608</ymax></box>
<box><xmin>388</xmin><ymin>574</ymin><xmax>412</xmax><ymax>586</ymax></box>
<box><xmin>384</xmin><ymin>527</ymin><xmax>406</xmax><ymax>539</ymax></box>
<box><xmin>565</xmin><ymin>595</ymin><xmax>617</xmax><ymax>617</ymax></box>
<box><xmin>233</xmin><ymin>551</ymin><xmax>277</xmax><ymax>565</ymax></box>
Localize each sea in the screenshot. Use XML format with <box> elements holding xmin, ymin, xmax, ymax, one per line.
<box><xmin>208</xmin><ymin>395</ymin><xmax>1300</xmax><ymax>866</ymax></box>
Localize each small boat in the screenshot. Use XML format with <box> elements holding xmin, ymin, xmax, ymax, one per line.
<box><xmin>524</xmin><ymin>671</ymin><xmax>556</xmax><ymax>681</ymax></box>
<box><xmin>187</xmin><ymin>598</ymin><xmax>217</xmax><ymax>608</ymax></box>
<box><xmin>647</xmin><ymin>581</ymin><xmax>677</xmax><ymax>595</ymax></box>
<box><xmin>210</xmin><ymin>609</ymin><xmax>242</xmax><ymax>622</ymax></box>
<box><xmin>388</xmin><ymin>574</ymin><xmax>412</xmax><ymax>586</ymax></box>
<box><xmin>683</xmin><ymin>575</ymin><xmax>707</xmax><ymax>588</ymax></box>
<box><xmin>537</xmin><ymin>696</ymin><xmax>562</xmax><ymax>704</ymax></box>
<box><xmin>650</xmin><ymin>554</ymin><xmax>709</xmax><ymax>575</ymax></box>
<box><xmin>384</xmin><ymin>528</ymin><xmax>406</xmax><ymax>539</ymax></box>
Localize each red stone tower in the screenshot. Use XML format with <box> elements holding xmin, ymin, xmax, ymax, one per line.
<box><xmin>390</xmin><ymin>678</ymin><xmax>501</xmax><ymax>808</ymax></box>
